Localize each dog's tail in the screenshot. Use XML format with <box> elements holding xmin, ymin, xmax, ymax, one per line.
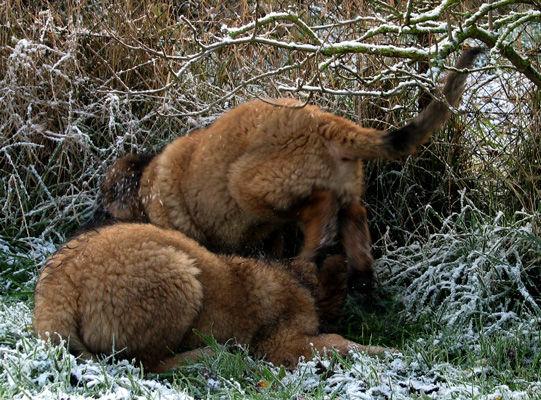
<box><xmin>380</xmin><ymin>47</ymin><xmax>483</xmax><ymax>158</ymax></box>
<box><xmin>88</xmin><ymin>153</ymin><xmax>155</xmax><ymax>224</ymax></box>
<box><xmin>34</xmin><ymin>257</ymin><xmax>99</xmax><ymax>363</ymax></box>
<box><xmin>36</xmin><ymin>321</ymin><xmax>98</xmax><ymax>363</ymax></box>
<box><xmin>35</xmin><ymin>306</ymin><xmax>99</xmax><ymax>363</ymax></box>
<box><xmin>327</xmin><ymin>48</ymin><xmax>483</xmax><ymax>161</ymax></box>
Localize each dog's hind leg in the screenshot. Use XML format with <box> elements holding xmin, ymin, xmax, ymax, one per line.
<box><xmin>296</xmin><ymin>190</ymin><xmax>340</xmax><ymax>260</ymax></box>
<box><xmin>296</xmin><ymin>197</ymin><xmax>375</xmax><ymax>293</ymax></box>
<box><xmin>260</xmin><ymin>328</ymin><xmax>392</xmax><ymax>369</ymax></box>
<box><xmin>339</xmin><ymin>204</ymin><xmax>375</xmax><ymax>292</ymax></box>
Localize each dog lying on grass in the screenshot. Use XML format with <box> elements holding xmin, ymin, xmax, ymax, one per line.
<box><xmin>93</xmin><ymin>49</ymin><xmax>482</xmax><ymax>292</ymax></box>
<box><xmin>33</xmin><ymin>223</ymin><xmax>393</xmax><ymax>373</ymax></box>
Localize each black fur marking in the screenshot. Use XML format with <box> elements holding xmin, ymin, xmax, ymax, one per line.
<box><xmin>382</xmin><ymin>48</ymin><xmax>483</xmax><ymax>158</ymax></box>
<box><xmin>85</xmin><ymin>153</ymin><xmax>156</xmax><ymax>226</ymax></box>
<box><xmin>385</xmin><ymin>123</ymin><xmax>420</xmax><ymax>158</ymax></box>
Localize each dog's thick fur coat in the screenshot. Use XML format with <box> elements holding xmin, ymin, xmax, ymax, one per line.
<box><xmin>94</xmin><ymin>49</ymin><xmax>482</xmax><ymax>290</ymax></box>
<box><xmin>33</xmin><ymin>223</ymin><xmax>389</xmax><ymax>372</ymax></box>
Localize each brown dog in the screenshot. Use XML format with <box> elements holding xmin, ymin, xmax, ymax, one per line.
<box><xmin>93</xmin><ymin>49</ymin><xmax>482</xmax><ymax>291</ymax></box>
<box><xmin>33</xmin><ymin>223</ymin><xmax>391</xmax><ymax>373</ymax></box>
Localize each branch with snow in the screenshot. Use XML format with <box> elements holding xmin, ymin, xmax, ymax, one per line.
<box><xmin>94</xmin><ymin>0</ymin><xmax>540</xmax><ymax>113</ymax></box>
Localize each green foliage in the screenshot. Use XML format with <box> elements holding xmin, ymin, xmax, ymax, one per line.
<box><xmin>161</xmin><ymin>340</ymin><xmax>290</xmax><ymax>398</ymax></box>
<box><xmin>0</xmin><ymin>241</ymin><xmax>41</xmax><ymax>300</ymax></box>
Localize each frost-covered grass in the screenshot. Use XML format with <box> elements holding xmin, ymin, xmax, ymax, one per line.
<box><xmin>0</xmin><ymin>301</ymin><xmax>189</xmax><ymax>400</ymax></box>
<box><xmin>375</xmin><ymin>194</ymin><xmax>541</xmax><ymax>389</ymax></box>
<box><xmin>1</xmin><ymin>299</ymin><xmax>540</xmax><ymax>400</ymax></box>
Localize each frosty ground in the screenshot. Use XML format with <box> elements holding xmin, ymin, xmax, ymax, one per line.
<box><xmin>1</xmin><ymin>285</ymin><xmax>540</xmax><ymax>399</ymax></box>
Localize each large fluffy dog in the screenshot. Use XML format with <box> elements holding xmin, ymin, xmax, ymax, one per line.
<box><xmin>33</xmin><ymin>223</ymin><xmax>391</xmax><ymax>372</ymax></box>
<box><xmin>93</xmin><ymin>49</ymin><xmax>482</xmax><ymax>291</ymax></box>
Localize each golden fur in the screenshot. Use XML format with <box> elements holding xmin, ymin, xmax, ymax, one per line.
<box><xmin>33</xmin><ymin>223</ymin><xmax>390</xmax><ymax>373</ymax></box>
<box><xmin>94</xmin><ymin>49</ymin><xmax>482</xmax><ymax>291</ymax></box>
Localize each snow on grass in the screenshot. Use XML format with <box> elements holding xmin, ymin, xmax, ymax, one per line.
<box><xmin>287</xmin><ymin>353</ymin><xmax>541</xmax><ymax>400</ymax></box>
<box><xmin>1</xmin><ymin>296</ymin><xmax>540</xmax><ymax>398</ymax></box>
<box><xmin>0</xmin><ymin>302</ymin><xmax>192</xmax><ymax>400</ymax></box>
<box><xmin>378</xmin><ymin>192</ymin><xmax>541</xmax><ymax>347</ymax></box>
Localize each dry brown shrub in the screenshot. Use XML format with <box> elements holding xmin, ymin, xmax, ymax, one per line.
<box><xmin>0</xmin><ymin>0</ymin><xmax>538</xmax><ymax>252</ymax></box>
